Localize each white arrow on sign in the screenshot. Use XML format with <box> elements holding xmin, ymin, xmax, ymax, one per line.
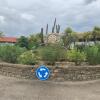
<box><xmin>44</xmin><ymin>72</ymin><xmax>48</xmax><ymax>78</ymax></box>
<box><xmin>40</xmin><ymin>68</ymin><xmax>46</xmax><ymax>71</ymax></box>
<box><xmin>38</xmin><ymin>72</ymin><xmax>42</xmax><ymax>78</ymax></box>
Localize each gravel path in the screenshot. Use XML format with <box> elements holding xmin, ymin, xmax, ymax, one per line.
<box><xmin>0</xmin><ymin>75</ymin><xmax>100</xmax><ymax>100</ymax></box>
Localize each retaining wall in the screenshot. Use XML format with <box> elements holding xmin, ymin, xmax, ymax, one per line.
<box><xmin>53</xmin><ymin>66</ymin><xmax>100</xmax><ymax>81</ymax></box>
<box><xmin>0</xmin><ymin>63</ymin><xmax>100</xmax><ymax>81</ymax></box>
<box><xmin>0</xmin><ymin>63</ymin><xmax>35</xmax><ymax>79</ymax></box>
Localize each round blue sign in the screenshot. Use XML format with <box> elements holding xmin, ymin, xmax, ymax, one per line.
<box><xmin>36</xmin><ymin>65</ymin><xmax>50</xmax><ymax>81</ymax></box>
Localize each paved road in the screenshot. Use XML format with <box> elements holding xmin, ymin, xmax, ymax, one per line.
<box><xmin>0</xmin><ymin>75</ymin><xmax>100</xmax><ymax>100</ymax></box>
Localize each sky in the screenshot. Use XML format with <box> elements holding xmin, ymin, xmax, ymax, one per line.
<box><xmin>0</xmin><ymin>0</ymin><xmax>100</xmax><ymax>37</ymax></box>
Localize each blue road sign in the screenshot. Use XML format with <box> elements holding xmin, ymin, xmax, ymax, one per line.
<box><xmin>36</xmin><ymin>65</ymin><xmax>50</xmax><ymax>81</ymax></box>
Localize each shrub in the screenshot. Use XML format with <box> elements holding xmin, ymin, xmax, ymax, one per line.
<box><xmin>0</xmin><ymin>45</ymin><xmax>26</xmax><ymax>63</ymax></box>
<box><xmin>85</xmin><ymin>46</ymin><xmax>100</xmax><ymax>65</ymax></box>
<box><xmin>67</xmin><ymin>49</ymin><xmax>86</xmax><ymax>65</ymax></box>
<box><xmin>18</xmin><ymin>50</ymin><xmax>39</xmax><ymax>65</ymax></box>
<box><xmin>39</xmin><ymin>45</ymin><xmax>66</xmax><ymax>65</ymax></box>
<box><xmin>96</xmin><ymin>44</ymin><xmax>100</xmax><ymax>51</ymax></box>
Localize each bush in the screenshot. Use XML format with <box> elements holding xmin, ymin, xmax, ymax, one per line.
<box><xmin>85</xmin><ymin>46</ymin><xmax>100</xmax><ymax>65</ymax></box>
<box><xmin>16</xmin><ymin>36</ymin><xmax>29</xmax><ymax>49</ymax></box>
<box><xmin>39</xmin><ymin>45</ymin><xmax>66</xmax><ymax>65</ymax></box>
<box><xmin>67</xmin><ymin>49</ymin><xmax>86</xmax><ymax>65</ymax></box>
<box><xmin>18</xmin><ymin>50</ymin><xmax>39</xmax><ymax>65</ymax></box>
<box><xmin>0</xmin><ymin>45</ymin><xmax>26</xmax><ymax>63</ymax></box>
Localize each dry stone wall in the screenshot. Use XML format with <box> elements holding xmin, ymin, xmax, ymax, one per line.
<box><xmin>52</xmin><ymin>66</ymin><xmax>100</xmax><ymax>81</ymax></box>
<box><xmin>0</xmin><ymin>63</ymin><xmax>35</xmax><ymax>79</ymax></box>
<box><xmin>0</xmin><ymin>63</ymin><xmax>100</xmax><ymax>81</ymax></box>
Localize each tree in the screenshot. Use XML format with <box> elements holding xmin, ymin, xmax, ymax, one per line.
<box><xmin>83</xmin><ymin>31</ymin><xmax>92</xmax><ymax>45</ymax></box>
<box><xmin>71</xmin><ymin>32</ymin><xmax>78</xmax><ymax>47</ymax></box>
<box><xmin>16</xmin><ymin>36</ymin><xmax>29</xmax><ymax>49</ymax></box>
<box><xmin>62</xmin><ymin>27</ymin><xmax>77</xmax><ymax>48</ymax></box>
<box><xmin>62</xmin><ymin>27</ymin><xmax>72</xmax><ymax>48</ymax></box>
<box><xmin>28</xmin><ymin>34</ymin><xmax>41</xmax><ymax>49</ymax></box>
<box><xmin>65</xmin><ymin>27</ymin><xmax>73</xmax><ymax>34</ymax></box>
<box><xmin>92</xmin><ymin>26</ymin><xmax>100</xmax><ymax>44</ymax></box>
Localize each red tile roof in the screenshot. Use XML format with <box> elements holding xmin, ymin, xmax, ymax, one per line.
<box><xmin>0</xmin><ymin>37</ymin><xmax>17</xmax><ymax>43</ymax></box>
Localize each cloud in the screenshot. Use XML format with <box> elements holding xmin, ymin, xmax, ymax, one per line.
<box><xmin>0</xmin><ymin>15</ymin><xmax>6</xmax><ymax>24</ymax></box>
<box><xmin>0</xmin><ymin>0</ymin><xmax>99</xmax><ymax>36</ymax></box>
<box><xmin>84</xmin><ymin>0</ymin><xmax>97</xmax><ymax>4</ymax></box>
<box><xmin>21</xmin><ymin>13</ymin><xmax>35</xmax><ymax>21</ymax></box>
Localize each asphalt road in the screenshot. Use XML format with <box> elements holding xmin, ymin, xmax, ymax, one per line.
<box><xmin>0</xmin><ymin>75</ymin><xmax>100</xmax><ymax>100</ymax></box>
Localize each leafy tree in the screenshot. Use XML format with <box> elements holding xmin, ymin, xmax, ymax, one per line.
<box><xmin>65</xmin><ymin>27</ymin><xmax>73</xmax><ymax>34</ymax></box>
<box><xmin>62</xmin><ymin>27</ymin><xmax>77</xmax><ymax>48</ymax></box>
<box><xmin>92</xmin><ymin>26</ymin><xmax>100</xmax><ymax>44</ymax></box>
<box><xmin>70</xmin><ymin>32</ymin><xmax>78</xmax><ymax>47</ymax></box>
<box><xmin>83</xmin><ymin>31</ymin><xmax>92</xmax><ymax>45</ymax></box>
<box><xmin>62</xmin><ymin>27</ymin><xmax>72</xmax><ymax>48</ymax></box>
<box><xmin>16</xmin><ymin>36</ymin><xmax>29</xmax><ymax>49</ymax></box>
<box><xmin>28</xmin><ymin>33</ymin><xmax>41</xmax><ymax>49</ymax></box>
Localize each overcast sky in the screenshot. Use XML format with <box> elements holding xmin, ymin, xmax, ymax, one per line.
<box><xmin>0</xmin><ymin>0</ymin><xmax>100</xmax><ymax>37</ymax></box>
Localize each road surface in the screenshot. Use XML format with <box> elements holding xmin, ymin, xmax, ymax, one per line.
<box><xmin>0</xmin><ymin>75</ymin><xmax>100</xmax><ymax>100</ymax></box>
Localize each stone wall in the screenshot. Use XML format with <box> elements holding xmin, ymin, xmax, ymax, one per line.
<box><xmin>52</xmin><ymin>66</ymin><xmax>100</xmax><ymax>81</ymax></box>
<box><xmin>0</xmin><ymin>63</ymin><xmax>100</xmax><ymax>81</ymax></box>
<box><xmin>0</xmin><ymin>63</ymin><xmax>35</xmax><ymax>79</ymax></box>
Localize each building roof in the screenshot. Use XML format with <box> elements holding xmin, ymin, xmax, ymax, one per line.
<box><xmin>0</xmin><ymin>37</ymin><xmax>17</xmax><ymax>43</ymax></box>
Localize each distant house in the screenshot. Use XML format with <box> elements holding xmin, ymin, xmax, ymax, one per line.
<box><xmin>0</xmin><ymin>37</ymin><xmax>17</xmax><ymax>45</ymax></box>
